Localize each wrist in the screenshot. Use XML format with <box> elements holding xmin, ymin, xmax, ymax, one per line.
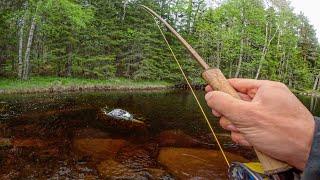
<box><xmin>289</xmin><ymin>116</ymin><xmax>315</xmax><ymax>170</ymax></box>
<box><xmin>302</xmin><ymin>117</ymin><xmax>320</xmax><ymax>178</ymax></box>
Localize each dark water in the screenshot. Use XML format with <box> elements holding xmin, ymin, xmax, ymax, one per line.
<box><xmin>0</xmin><ymin>90</ymin><xmax>318</xmax><ymax>179</ymax></box>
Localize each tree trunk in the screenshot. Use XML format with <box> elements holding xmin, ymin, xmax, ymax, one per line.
<box><xmin>18</xmin><ymin>17</ymin><xmax>25</xmax><ymax>79</ymax></box>
<box><xmin>186</xmin><ymin>0</ymin><xmax>193</xmax><ymax>33</ymax></box>
<box><xmin>121</xmin><ymin>0</ymin><xmax>128</xmax><ymax>21</ymax></box>
<box><xmin>310</xmin><ymin>95</ymin><xmax>315</xmax><ymax>112</ymax></box>
<box><xmin>192</xmin><ymin>0</ymin><xmax>204</xmax><ymax>29</ymax></box>
<box><xmin>255</xmin><ymin>24</ymin><xmax>278</xmax><ymax>79</ymax></box>
<box><xmin>276</xmin><ymin>29</ymin><xmax>281</xmax><ymax>59</ymax></box>
<box><xmin>66</xmin><ymin>44</ymin><xmax>72</xmax><ymax>77</ymax></box>
<box><xmin>279</xmin><ymin>52</ymin><xmax>286</xmax><ymax>80</ymax></box>
<box><xmin>255</xmin><ymin>23</ymin><xmax>269</xmax><ymax>79</ymax></box>
<box><xmin>235</xmin><ymin>37</ymin><xmax>244</xmax><ymax>78</ymax></box>
<box><xmin>235</xmin><ymin>9</ymin><xmax>245</xmax><ymax>78</ymax></box>
<box><xmin>228</xmin><ymin>61</ymin><xmax>233</xmax><ymax>78</ymax></box>
<box><xmin>22</xmin><ymin>16</ymin><xmax>36</xmax><ymax>80</ymax></box>
<box><xmin>174</xmin><ymin>0</ymin><xmax>180</xmax><ymax>25</ymax></box>
<box><xmin>313</xmin><ymin>73</ymin><xmax>320</xmax><ymax>91</ymax></box>
<box><xmin>255</xmin><ymin>47</ymin><xmax>267</xmax><ymax>79</ymax></box>
<box><xmin>216</xmin><ymin>41</ymin><xmax>222</xmax><ymax>69</ymax></box>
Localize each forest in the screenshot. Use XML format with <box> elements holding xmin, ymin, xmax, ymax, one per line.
<box><xmin>0</xmin><ymin>0</ymin><xmax>319</xmax><ymax>91</ymax></box>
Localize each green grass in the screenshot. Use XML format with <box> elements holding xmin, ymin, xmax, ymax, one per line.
<box><xmin>0</xmin><ymin>76</ymin><xmax>173</xmax><ymax>92</ymax></box>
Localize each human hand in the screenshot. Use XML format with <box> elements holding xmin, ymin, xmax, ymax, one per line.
<box><xmin>205</xmin><ymin>79</ymin><xmax>315</xmax><ymax>170</ymax></box>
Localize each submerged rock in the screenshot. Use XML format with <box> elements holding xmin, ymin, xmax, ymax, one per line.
<box><xmin>36</xmin><ymin>148</ymin><xmax>60</xmax><ymax>161</ymax></box>
<box><xmin>73</xmin><ymin>128</ymin><xmax>110</xmax><ymax>139</ymax></box>
<box><xmin>158</xmin><ymin>130</ymin><xmax>214</xmax><ymax>148</ymax></box>
<box><xmin>144</xmin><ymin>168</ymin><xmax>174</xmax><ymax>180</ymax></box>
<box><xmin>0</xmin><ymin>102</ymin><xmax>9</xmax><ymax>113</ymax></box>
<box><xmin>13</xmin><ymin>138</ymin><xmax>47</xmax><ymax>148</ymax></box>
<box><xmin>158</xmin><ymin>147</ymin><xmax>248</xmax><ymax>179</ymax></box>
<box><xmin>73</xmin><ymin>138</ymin><xmax>128</xmax><ymax>160</ymax></box>
<box><xmin>97</xmin><ymin>159</ymin><xmax>173</xmax><ymax>179</ymax></box>
<box><xmin>0</xmin><ymin>138</ymin><xmax>12</xmax><ymax>148</ymax></box>
<box><xmin>116</xmin><ymin>143</ymin><xmax>159</xmax><ymax>169</ymax></box>
<box><xmin>97</xmin><ymin>159</ymin><xmax>141</xmax><ymax>179</ymax></box>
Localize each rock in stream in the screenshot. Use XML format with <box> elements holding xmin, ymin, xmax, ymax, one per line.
<box><xmin>73</xmin><ymin>138</ymin><xmax>128</xmax><ymax>160</ymax></box>
<box><xmin>158</xmin><ymin>147</ymin><xmax>249</xmax><ymax>179</ymax></box>
<box><xmin>158</xmin><ymin>130</ymin><xmax>215</xmax><ymax>148</ymax></box>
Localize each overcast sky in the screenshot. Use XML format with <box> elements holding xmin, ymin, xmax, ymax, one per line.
<box><xmin>290</xmin><ymin>0</ymin><xmax>320</xmax><ymax>41</ymax></box>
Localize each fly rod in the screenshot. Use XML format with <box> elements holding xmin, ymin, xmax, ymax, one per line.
<box><xmin>141</xmin><ymin>5</ymin><xmax>291</xmax><ymax>175</ymax></box>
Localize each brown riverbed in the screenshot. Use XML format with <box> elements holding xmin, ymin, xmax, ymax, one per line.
<box><xmin>0</xmin><ymin>90</ymin><xmax>318</xmax><ymax>179</ymax></box>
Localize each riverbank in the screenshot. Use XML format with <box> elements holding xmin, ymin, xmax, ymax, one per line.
<box><xmin>1</xmin><ymin>77</ymin><xmax>319</xmax><ymax>97</ymax></box>
<box><xmin>292</xmin><ymin>89</ymin><xmax>320</xmax><ymax>97</ymax></box>
<box><xmin>0</xmin><ymin>77</ymin><xmax>174</xmax><ymax>94</ymax></box>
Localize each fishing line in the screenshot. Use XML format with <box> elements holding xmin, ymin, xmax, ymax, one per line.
<box><xmin>152</xmin><ymin>17</ymin><xmax>230</xmax><ymax>167</ymax></box>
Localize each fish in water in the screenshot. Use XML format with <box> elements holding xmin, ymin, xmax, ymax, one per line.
<box><xmin>97</xmin><ymin>107</ymin><xmax>146</xmax><ymax>133</ymax></box>
<box><xmin>105</xmin><ymin>109</ymin><xmax>133</xmax><ymax>121</ymax></box>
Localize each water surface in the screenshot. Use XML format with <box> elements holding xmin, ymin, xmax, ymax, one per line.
<box><xmin>0</xmin><ymin>90</ymin><xmax>318</xmax><ymax>179</ymax></box>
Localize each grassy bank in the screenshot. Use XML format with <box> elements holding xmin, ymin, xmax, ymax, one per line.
<box><xmin>292</xmin><ymin>89</ymin><xmax>320</xmax><ymax>97</ymax></box>
<box><xmin>0</xmin><ymin>77</ymin><xmax>173</xmax><ymax>94</ymax></box>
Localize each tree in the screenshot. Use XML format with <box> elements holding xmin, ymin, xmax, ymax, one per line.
<box><xmin>40</xmin><ymin>0</ymin><xmax>93</xmax><ymax>77</ymax></box>
<box><xmin>255</xmin><ymin>7</ymin><xmax>278</xmax><ymax>79</ymax></box>
<box><xmin>0</xmin><ymin>0</ymin><xmax>319</xmax><ymax>91</ymax></box>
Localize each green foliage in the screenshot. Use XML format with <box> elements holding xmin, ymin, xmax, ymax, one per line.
<box><xmin>0</xmin><ymin>0</ymin><xmax>319</xmax><ymax>91</ymax></box>
<box><xmin>195</xmin><ymin>0</ymin><xmax>319</xmax><ymax>89</ymax></box>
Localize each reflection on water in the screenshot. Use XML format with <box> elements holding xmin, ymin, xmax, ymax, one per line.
<box><xmin>298</xmin><ymin>95</ymin><xmax>320</xmax><ymax>116</ymax></box>
<box><xmin>0</xmin><ymin>90</ymin><xmax>318</xmax><ymax>179</ymax></box>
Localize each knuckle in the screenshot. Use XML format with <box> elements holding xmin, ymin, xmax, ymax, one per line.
<box><xmin>219</xmin><ymin>118</ymin><xmax>227</xmax><ymax>128</ymax></box>
<box><xmin>205</xmin><ymin>85</ymin><xmax>210</xmax><ymax>91</ymax></box>
<box><xmin>231</xmin><ymin>133</ymin><xmax>240</xmax><ymax>142</ymax></box>
<box><xmin>263</xmin><ymin>81</ymin><xmax>288</xmax><ymax>91</ymax></box>
<box><xmin>267</xmin><ymin>81</ymin><xmax>287</xmax><ymax>89</ymax></box>
<box><xmin>275</xmin><ymin>82</ymin><xmax>287</xmax><ymax>88</ymax></box>
<box><xmin>261</xmin><ymin>80</ymin><xmax>272</xmax><ymax>84</ymax></box>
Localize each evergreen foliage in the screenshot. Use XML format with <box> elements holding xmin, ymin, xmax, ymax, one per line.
<box><xmin>0</xmin><ymin>0</ymin><xmax>319</xmax><ymax>90</ymax></box>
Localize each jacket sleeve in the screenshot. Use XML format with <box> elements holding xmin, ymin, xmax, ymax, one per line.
<box><xmin>302</xmin><ymin>117</ymin><xmax>320</xmax><ymax>180</ymax></box>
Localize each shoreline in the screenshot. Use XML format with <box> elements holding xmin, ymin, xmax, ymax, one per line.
<box><xmin>296</xmin><ymin>92</ymin><xmax>320</xmax><ymax>98</ymax></box>
<box><xmin>292</xmin><ymin>89</ymin><xmax>320</xmax><ymax>98</ymax></box>
<box><xmin>1</xmin><ymin>77</ymin><xmax>319</xmax><ymax>97</ymax></box>
<box><xmin>0</xmin><ymin>84</ymin><xmax>174</xmax><ymax>95</ymax></box>
<box><xmin>2</xmin><ymin>86</ymin><xmax>319</xmax><ymax>97</ymax></box>
<box><xmin>0</xmin><ymin>77</ymin><xmax>174</xmax><ymax>95</ymax></box>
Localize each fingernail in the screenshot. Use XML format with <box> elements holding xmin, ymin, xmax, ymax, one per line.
<box><xmin>226</xmin><ymin>125</ymin><xmax>238</xmax><ymax>132</ymax></box>
<box><xmin>205</xmin><ymin>92</ymin><xmax>214</xmax><ymax>101</ymax></box>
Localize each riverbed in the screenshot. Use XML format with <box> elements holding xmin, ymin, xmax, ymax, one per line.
<box><xmin>0</xmin><ymin>90</ymin><xmax>318</xmax><ymax>179</ymax></box>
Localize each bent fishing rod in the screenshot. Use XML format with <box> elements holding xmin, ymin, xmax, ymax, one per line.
<box><xmin>140</xmin><ymin>5</ymin><xmax>291</xmax><ymax>176</ymax></box>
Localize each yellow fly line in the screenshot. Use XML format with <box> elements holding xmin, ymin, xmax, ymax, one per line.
<box><xmin>152</xmin><ymin>17</ymin><xmax>230</xmax><ymax>167</ymax></box>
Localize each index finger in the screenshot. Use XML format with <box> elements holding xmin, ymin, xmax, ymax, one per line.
<box><xmin>228</xmin><ymin>78</ymin><xmax>265</xmax><ymax>94</ymax></box>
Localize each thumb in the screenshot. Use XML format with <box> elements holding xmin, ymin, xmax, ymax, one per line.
<box><xmin>205</xmin><ymin>91</ymin><xmax>252</xmax><ymax>122</ymax></box>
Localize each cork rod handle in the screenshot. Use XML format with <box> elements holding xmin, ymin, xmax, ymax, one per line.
<box><xmin>202</xmin><ymin>68</ymin><xmax>291</xmax><ymax>175</ymax></box>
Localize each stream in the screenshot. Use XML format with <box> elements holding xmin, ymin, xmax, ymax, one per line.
<box><xmin>0</xmin><ymin>90</ymin><xmax>318</xmax><ymax>179</ymax></box>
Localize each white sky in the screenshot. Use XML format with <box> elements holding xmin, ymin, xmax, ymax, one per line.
<box><xmin>290</xmin><ymin>0</ymin><xmax>320</xmax><ymax>41</ymax></box>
